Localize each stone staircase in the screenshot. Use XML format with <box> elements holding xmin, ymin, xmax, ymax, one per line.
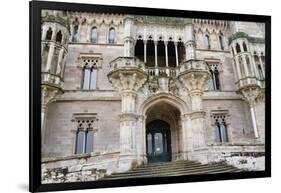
<box><xmin>102</xmin><ymin>160</ymin><xmax>242</xmax><ymax>180</ymax></box>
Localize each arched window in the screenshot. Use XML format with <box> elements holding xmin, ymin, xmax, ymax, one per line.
<box><xmin>242</xmin><ymin>42</ymin><xmax>248</xmax><ymax>52</ymax></box>
<box><xmin>91</xmin><ymin>27</ymin><xmax>98</xmax><ymax>43</ymax></box>
<box><xmin>205</xmin><ymin>34</ymin><xmax>211</xmax><ymax>49</ymax></box>
<box><xmin>75</xmin><ymin>128</ymin><xmax>85</xmax><ymax>154</ymax></box>
<box><xmin>108</xmin><ymin>27</ymin><xmax>115</xmax><ymax>44</ymax></box>
<box><xmin>72</xmin><ymin>25</ymin><xmax>79</xmax><ymax>42</ymax></box>
<box><xmin>236</xmin><ymin>43</ymin><xmax>241</xmax><ymax>53</ymax></box>
<box><xmin>46</xmin><ymin>27</ymin><xmax>52</xmax><ymax>40</ymax></box>
<box><xmin>219</xmin><ymin>35</ymin><xmax>224</xmax><ymax>50</ymax></box>
<box><xmin>56</xmin><ymin>30</ymin><xmax>62</xmax><ymax>43</ymax></box>
<box><xmin>208</xmin><ymin>64</ymin><xmax>220</xmax><ymax>91</ymax></box>
<box><xmin>214</xmin><ymin>115</ymin><xmax>228</xmax><ymax>143</ymax></box>
<box><xmin>75</xmin><ymin>124</ymin><xmax>94</xmax><ymax>154</ymax></box>
<box><xmin>82</xmin><ymin>62</ymin><xmax>97</xmax><ymax>89</ymax></box>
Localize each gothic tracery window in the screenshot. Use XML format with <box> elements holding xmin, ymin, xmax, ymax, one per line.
<box><xmin>208</xmin><ymin>63</ymin><xmax>220</xmax><ymax>91</ymax></box>
<box><xmin>81</xmin><ymin>59</ymin><xmax>98</xmax><ymax>90</ymax></box>
<box><xmin>75</xmin><ymin>119</ymin><xmax>96</xmax><ymax>154</ymax></box>
<box><xmin>242</xmin><ymin>42</ymin><xmax>248</xmax><ymax>52</ymax></box>
<box><xmin>213</xmin><ymin>114</ymin><xmax>229</xmax><ymax>143</ymax></box>
<box><xmin>236</xmin><ymin>43</ymin><xmax>241</xmax><ymax>53</ymax></box>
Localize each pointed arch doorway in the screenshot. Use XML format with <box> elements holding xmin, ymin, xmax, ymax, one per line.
<box><xmin>146</xmin><ymin>120</ymin><xmax>171</xmax><ymax>163</ymax></box>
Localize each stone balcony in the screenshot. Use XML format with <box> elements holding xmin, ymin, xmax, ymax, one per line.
<box><xmin>235</xmin><ymin>77</ymin><xmax>264</xmax><ymax>91</ymax></box>
<box><xmin>41</xmin><ymin>72</ymin><xmax>63</xmax><ymax>89</ymax></box>
<box><xmin>109</xmin><ymin>56</ymin><xmax>146</xmax><ymax>72</ymax></box>
<box><xmin>179</xmin><ymin>59</ymin><xmax>209</xmax><ymax>73</ymax></box>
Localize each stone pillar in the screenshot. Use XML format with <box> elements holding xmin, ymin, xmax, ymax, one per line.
<box><xmin>42</xmin><ymin>26</ymin><xmax>47</xmax><ymax>40</ymax></box>
<box><xmin>251</xmin><ymin>55</ymin><xmax>258</xmax><ymax>78</ymax></box>
<box><xmin>234</xmin><ymin>57</ymin><xmax>242</xmax><ymax>79</ymax></box>
<box><xmin>165</xmin><ymin>41</ymin><xmax>168</xmax><ymax>67</ymax></box>
<box><xmin>56</xmin><ymin>48</ymin><xmax>64</xmax><ymax>75</ymax></box>
<box><xmin>46</xmin><ymin>43</ymin><xmax>55</xmax><ymax>72</ymax></box>
<box><xmin>108</xmin><ymin>57</ymin><xmax>147</xmax><ymax>172</ymax></box>
<box><xmin>144</xmin><ymin>40</ymin><xmax>147</xmax><ymax>63</ymax></box>
<box><xmin>241</xmin><ymin>87</ymin><xmax>261</xmax><ymax>139</ymax></box>
<box><xmin>175</xmin><ymin>42</ymin><xmax>179</xmax><ymax>67</ymax></box>
<box><xmin>259</xmin><ymin>56</ymin><xmax>265</xmax><ymax>77</ymax></box>
<box><xmin>154</xmin><ymin>41</ymin><xmax>158</xmax><ymax>67</ymax></box>
<box><xmin>242</xmin><ymin>55</ymin><xmax>250</xmax><ymax>77</ymax></box>
<box><xmin>184</xmin><ymin>24</ymin><xmax>196</xmax><ymax>61</ymax></box>
<box><xmin>179</xmin><ymin>60</ymin><xmax>210</xmax><ymax>151</ymax></box>
<box><xmin>181</xmin><ymin>114</ymin><xmax>193</xmax><ymax>160</ymax></box>
<box><xmin>124</xmin><ymin>16</ymin><xmax>135</xmax><ymax>57</ymax></box>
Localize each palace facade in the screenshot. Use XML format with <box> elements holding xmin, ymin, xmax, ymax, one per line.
<box><xmin>41</xmin><ymin>10</ymin><xmax>266</xmax><ymax>183</ymax></box>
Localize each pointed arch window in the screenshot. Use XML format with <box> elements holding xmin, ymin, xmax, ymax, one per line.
<box><xmin>91</xmin><ymin>27</ymin><xmax>98</xmax><ymax>43</ymax></box>
<box><xmin>213</xmin><ymin>114</ymin><xmax>229</xmax><ymax>143</ymax></box>
<box><xmin>242</xmin><ymin>42</ymin><xmax>248</xmax><ymax>52</ymax></box>
<box><xmin>208</xmin><ymin>64</ymin><xmax>220</xmax><ymax>91</ymax></box>
<box><xmin>205</xmin><ymin>34</ymin><xmax>211</xmax><ymax>49</ymax></box>
<box><xmin>81</xmin><ymin>61</ymin><xmax>98</xmax><ymax>90</ymax></box>
<box><xmin>46</xmin><ymin>27</ymin><xmax>52</xmax><ymax>40</ymax></box>
<box><xmin>236</xmin><ymin>43</ymin><xmax>241</xmax><ymax>53</ymax></box>
<box><xmin>72</xmin><ymin>25</ymin><xmax>79</xmax><ymax>42</ymax></box>
<box><xmin>108</xmin><ymin>27</ymin><xmax>115</xmax><ymax>44</ymax></box>
<box><xmin>246</xmin><ymin>55</ymin><xmax>252</xmax><ymax>76</ymax></box>
<box><xmin>56</xmin><ymin>30</ymin><xmax>62</xmax><ymax>43</ymax></box>
<box><xmin>219</xmin><ymin>35</ymin><xmax>224</xmax><ymax>50</ymax></box>
<box><xmin>74</xmin><ymin>121</ymin><xmax>95</xmax><ymax>154</ymax></box>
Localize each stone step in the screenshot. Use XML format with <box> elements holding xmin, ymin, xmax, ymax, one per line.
<box><xmin>101</xmin><ymin>160</ymin><xmax>242</xmax><ymax>181</ymax></box>
<box><xmin>104</xmin><ymin>168</ymin><xmax>240</xmax><ymax>180</ymax></box>
<box><xmin>112</xmin><ymin>164</ymin><xmax>235</xmax><ymax>176</ymax></box>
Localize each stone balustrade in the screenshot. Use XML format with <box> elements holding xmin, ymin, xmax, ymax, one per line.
<box><xmin>109</xmin><ymin>56</ymin><xmax>146</xmax><ymax>71</ymax></box>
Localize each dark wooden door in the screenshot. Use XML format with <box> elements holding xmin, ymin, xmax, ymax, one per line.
<box><xmin>146</xmin><ymin>120</ymin><xmax>171</xmax><ymax>163</ymax></box>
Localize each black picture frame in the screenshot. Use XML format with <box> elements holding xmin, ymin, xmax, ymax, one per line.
<box><xmin>29</xmin><ymin>0</ymin><xmax>271</xmax><ymax>192</ymax></box>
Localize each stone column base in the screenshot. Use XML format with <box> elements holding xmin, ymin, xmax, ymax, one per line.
<box><xmin>117</xmin><ymin>153</ymin><xmax>138</xmax><ymax>173</ymax></box>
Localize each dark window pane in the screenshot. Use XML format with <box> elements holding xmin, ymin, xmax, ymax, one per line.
<box><xmin>75</xmin><ymin>129</ymin><xmax>85</xmax><ymax>154</ymax></box>
<box><xmin>221</xmin><ymin>122</ymin><xmax>228</xmax><ymax>142</ymax></box>
<box><xmin>154</xmin><ymin>133</ymin><xmax>163</xmax><ymax>154</ymax></box>
<box><xmin>85</xmin><ymin>128</ymin><xmax>93</xmax><ymax>153</ymax></box>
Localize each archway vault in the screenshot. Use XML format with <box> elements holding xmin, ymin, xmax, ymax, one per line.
<box><xmin>138</xmin><ymin>93</ymin><xmax>190</xmax><ymax>116</ymax></box>
<box><xmin>138</xmin><ymin>93</ymin><xmax>190</xmax><ymax>162</ymax></box>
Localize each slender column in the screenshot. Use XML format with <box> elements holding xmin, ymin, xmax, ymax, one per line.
<box><xmin>251</xmin><ymin>55</ymin><xmax>258</xmax><ymax>78</ymax></box>
<box><xmin>41</xmin><ymin>105</ymin><xmax>47</xmax><ymax>144</ymax></box>
<box><xmin>250</xmin><ymin>104</ymin><xmax>259</xmax><ymax>138</ymax></box>
<box><xmin>46</xmin><ymin>43</ymin><xmax>55</xmax><ymax>72</ymax></box>
<box><xmin>56</xmin><ymin>48</ymin><xmax>64</xmax><ymax>75</ymax></box>
<box><xmin>234</xmin><ymin>57</ymin><xmax>242</xmax><ymax>79</ymax></box>
<box><xmin>42</xmin><ymin>26</ymin><xmax>47</xmax><ymax>40</ymax></box>
<box><xmin>175</xmin><ymin>42</ymin><xmax>179</xmax><ymax>67</ymax></box>
<box><xmin>259</xmin><ymin>56</ymin><xmax>265</xmax><ymax>77</ymax></box>
<box><xmin>154</xmin><ymin>41</ymin><xmax>158</xmax><ymax>67</ymax></box>
<box><xmin>165</xmin><ymin>41</ymin><xmax>168</xmax><ymax>67</ymax></box>
<box><xmin>144</xmin><ymin>40</ymin><xmax>147</xmax><ymax>63</ymax></box>
<box><xmin>242</xmin><ymin>55</ymin><xmax>249</xmax><ymax>77</ymax></box>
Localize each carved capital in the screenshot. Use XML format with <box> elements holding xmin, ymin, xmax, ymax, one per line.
<box><xmin>240</xmin><ymin>86</ymin><xmax>261</xmax><ymax>106</ymax></box>
<box><xmin>41</xmin><ymin>85</ymin><xmax>61</xmax><ymax>113</ymax></box>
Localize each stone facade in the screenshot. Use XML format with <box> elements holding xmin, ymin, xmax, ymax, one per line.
<box><xmin>41</xmin><ymin>10</ymin><xmax>266</xmax><ymax>183</ymax></box>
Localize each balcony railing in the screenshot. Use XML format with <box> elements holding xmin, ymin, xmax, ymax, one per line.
<box><xmin>146</xmin><ymin>67</ymin><xmax>179</xmax><ymax>77</ymax></box>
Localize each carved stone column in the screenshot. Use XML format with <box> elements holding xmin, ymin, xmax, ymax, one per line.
<box><xmin>184</xmin><ymin>24</ymin><xmax>196</xmax><ymax>61</ymax></box>
<box><xmin>108</xmin><ymin>57</ymin><xmax>147</xmax><ymax>172</ymax></box>
<box><xmin>179</xmin><ymin>60</ymin><xmax>211</xmax><ymax>151</ymax></box>
<box><xmin>124</xmin><ymin>16</ymin><xmax>135</xmax><ymax>57</ymax></box>
<box><xmin>41</xmin><ymin>85</ymin><xmax>62</xmax><ymax>144</ymax></box>
<box><xmin>240</xmin><ymin>86</ymin><xmax>261</xmax><ymax>139</ymax></box>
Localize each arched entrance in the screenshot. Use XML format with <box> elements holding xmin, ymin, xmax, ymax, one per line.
<box><xmin>146</xmin><ymin>120</ymin><xmax>171</xmax><ymax>163</ymax></box>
